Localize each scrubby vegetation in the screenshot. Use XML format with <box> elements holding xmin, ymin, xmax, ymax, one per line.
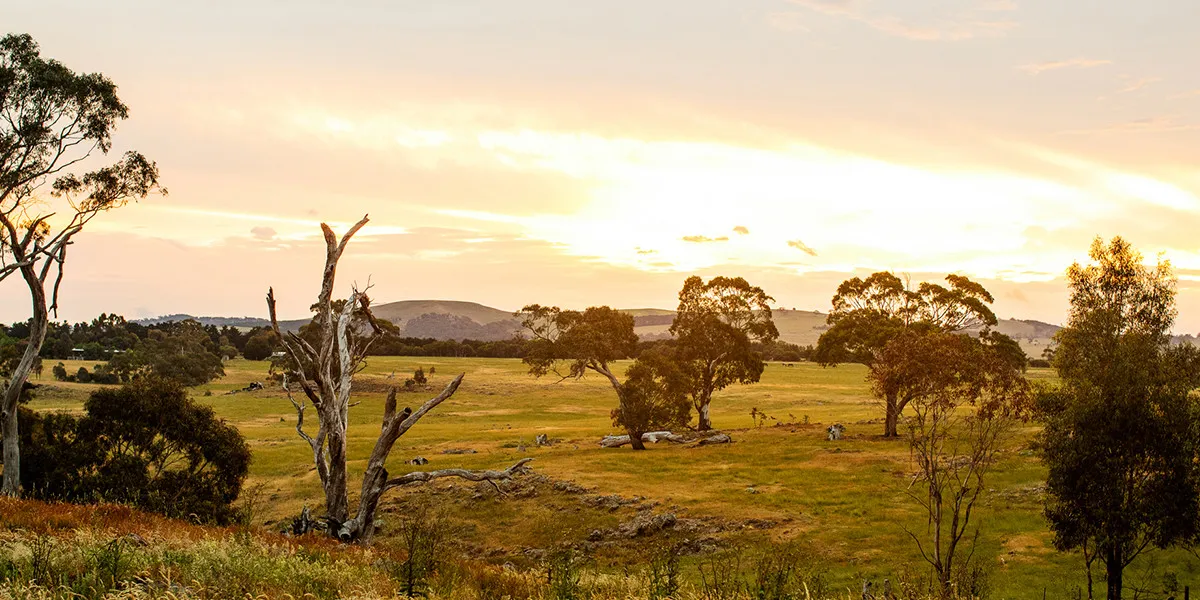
<box><xmin>18</xmin><ymin>379</ymin><xmax>250</xmax><ymax>524</ymax></box>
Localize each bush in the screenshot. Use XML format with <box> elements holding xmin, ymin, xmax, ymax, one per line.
<box><xmin>51</xmin><ymin>362</ymin><xmax>67</xmax><ymax>381</ymax></box>
<box><xmin>242</xmin><ymin>331</ymin><xmax>276</xmax><ymax>361</ymax></box>
<box><xmin>20</xmin><ymin>378</ymin><xmax>251</xmax><ymax>524</ymax></box>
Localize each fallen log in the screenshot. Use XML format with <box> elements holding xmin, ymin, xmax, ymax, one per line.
<box><xmin>600</xmin><ymin>431</ymin><xmax>726</xmax><ymax>448</ymax></box>
<box><xmin>600</xmin><ymin>431</ymin><xmax>686</xmax><ymax>448</ymax></box>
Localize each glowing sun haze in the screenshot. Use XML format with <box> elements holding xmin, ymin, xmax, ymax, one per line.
<box><xmin>5</xmin><ymin>0</ymin><xmax>1200</xmax><ymax>331</ymax></box>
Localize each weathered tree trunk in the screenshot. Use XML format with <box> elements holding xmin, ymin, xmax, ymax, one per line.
<box><xmin>1</xmin><ymin>265</ymin><xmax>49</xmax><ymax>497</ymax></box>
<box><xmin>1105</xmin><ymin>547</ymin><xmax>1123</xmax><ymax>600</ymax></box>
<box><xmin>322</xmin><ymin>425</ymin><xmax>350</xmax><ymax>522</ymax></box>
<box><xmin>696</xmin><ymin>397</ymin><xmax>713</xmax><ymax>432</ymax></box>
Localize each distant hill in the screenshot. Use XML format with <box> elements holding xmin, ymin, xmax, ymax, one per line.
<box><xmin>371</xmin><ymin>300</ymin><xmax>516</xmax><ymax>327</ymax></box>
<box><xmin>137</xmin><ymin>302</ymin><xmax>1070</xmax><ymax>353</ymax></box>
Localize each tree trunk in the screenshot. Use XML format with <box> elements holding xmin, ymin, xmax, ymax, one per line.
<box><xmin>695</xmin><ymin>366</ymin><xmax>716</xmax><ymax>431</ymax></box>
<box><xmin>696</xmin><ymin>398</ymin><xmax>712</xmax><ymax>431</ymax></box>
<box><xmin>323</xmin><ymin>423</ymin><xmax>350</xmax><ymax>522</ymax></box>
<box><xmin>1</xmin><ymin>265</ymin><xmax>49</xmax><ymax>497</ymax></box>
<box><xmin>1105</xmin><ymin>548</ymin><xmax>1123</xmax><ymax>600</ymax></box>
<box><xmin>884</xmin><ymin>391</ymin><xmax>900</xmax><ymax>437</ymax></box>
<box><xmin>0</xmin><ymin>413</ymin><xmax>17</xmax><ymax>497</ymax></box>
<box><xmin>629</xmin><ymin>431</ymin><xmax>647</xmax><ymax>450</ymax></box>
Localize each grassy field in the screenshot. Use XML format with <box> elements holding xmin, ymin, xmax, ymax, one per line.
<box><xmin>26</xmin><ymin>358</ymin><xmax>1200</xmax><ymax>598</ymax></box>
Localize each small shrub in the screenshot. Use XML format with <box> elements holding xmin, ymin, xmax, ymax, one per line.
<box><xmin>545</xmin><ymin>545</ymin><xmax>587</xmax><ymax>600</ymax></box>
<box><xmin>698</xmin><ymin>547</ymin><xmax>744</xmax><ymax>600</ymax></box>
<box><xmin>467</xmin><ymin>562</ymin><xmax>543</xmax><ymax>600</ymax></box>
<box><xmin>390</xmin><ymin>507</ymin><xmax>446</xmax><ymax>598</ymax></box>
<box><xmin>647</xmin><ymin>542</ymin><xmax>682</xmax><ymax>600</ymax></box>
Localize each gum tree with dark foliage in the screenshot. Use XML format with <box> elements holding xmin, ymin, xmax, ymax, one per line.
<box><xmin>268</xmin><ymin>215</ymin><xmax>530</xmax><ymax>543</ymax></box>
<box><xmin>669</xmin><ymin>276</ymin><xmax>778</xmax><ymax>431</ymax></box>
<box><xmin>108</xmin><ymin>319</ymin><xmax>225</xmax><ymax>386</ymax></box>
<box><xmin>0</xmin><ymin>33</ymin><xmax>162</xmax><ymax>496</ymax></box>
<box><xmin>814</xmin><ymin>272</ymin><xmax>1006</xmax><ymax>437</ymax></box>
<box><xmin>1040</xmin><ymin>237</ymin><xmax>1200</xmax><ymax>600</ymax></box>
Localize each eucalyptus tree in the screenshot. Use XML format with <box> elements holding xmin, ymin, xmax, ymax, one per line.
<box><xmin>0</xmin><ymin>34</ymin><xmax>162</xmax><ymax>495</ymax></box>
<box><xmin>814</xmin><ymin>272</ymin><xmax>1006</xmax><ymax>436</ymax></box>
<box><xmin>669</xmin><ymin>276</ymin><xmax>778</xmax><ymax>431</ymax></box>
<box><xmin>1040</xmin><ymin>237</ymin><xmax>1200</xmax><ymax>600</ymax></box>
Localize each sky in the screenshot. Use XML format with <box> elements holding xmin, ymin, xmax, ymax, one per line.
<box><xmin>3</xmin><ymin>1</ymin><xmax>1200</xmax><ymax>332</ymax></box>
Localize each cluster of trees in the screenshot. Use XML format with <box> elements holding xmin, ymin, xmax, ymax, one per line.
<box><xmin>802</xmin><ymin>239</ymin><xmax>1200</xmax><ymax>599</ymax></box>
<box><xmin>521</xmin><ymin>275</ymin><xmax>780</xmax><ymax>446</ymax></box>
<box><xmin>0</xmin><ymin>318</ymin><xmax>230</xmax><ymax>387</ymax></box>
<box><xmin>0</xmin><ymin>314</ymin><xmax>270</xmax><ymax>362</ymax></box>
<box><xmin>366</xmin><ymin>335</ymin><xmax>527</xmax><ymax>358</ymax></box>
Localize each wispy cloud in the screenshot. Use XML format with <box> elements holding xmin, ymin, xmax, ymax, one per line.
<box><xmin>1117</xmin><ymin>77</ymin><xmax>1161</xmax><ymax>93</ymax></box>
<box><xmin>788</xmin><ymin>239</ymin><xmax>819</xmax><ymax>256</ymax></box>
<box><xmin>733</xmin><ymin>226</ymin><xmax>750</xmax><ymax>235</ymax></box>
<box><xmin>765</xmin><ymin>11</ymin><xmax>810</xmax><ymax>32</ymax></box>
<box><xmin>1017</xmin><ymin>58</ymin><xmax>1112</xmax><ymax>75</ymax></box>
<box><xmin>682</xmin><ymin>235</ymin><xmax>730</xmax><ymax>243</ymax></box>
<box><xmin>250</xmin><ymin>226</ymin><xmax>277</xmax><ymax>241</ymax></box>
<box><xmin>1058</xmin><ymin>116</ymin><xmax>1200</xmax><ymax>135</ymax></box>
<box><xmin>786</xmin><ymin>0</ymin><xmax>1017</xmax><ymax>41</ymax></box>
<box><xmin>1168</xmin><ymin>89</ymin><xmax>1200</xmax><ymax>100</ymax></box>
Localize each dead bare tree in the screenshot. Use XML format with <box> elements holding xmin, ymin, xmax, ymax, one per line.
<box><xmin>267</xmin><ymin>214</ymin><xmax>531</xmax><ymax>543</ymax></box>
<box><xmin>876</xmin><ymin>331</ymin><xmax>1029</xmax><ymax>596</ymax></box>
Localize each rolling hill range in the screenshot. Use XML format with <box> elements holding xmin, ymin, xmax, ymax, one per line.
<box><xmin>138</xmin><ymin>301</ymin><xmax>1067</xmax><ymax>352</ymax></box>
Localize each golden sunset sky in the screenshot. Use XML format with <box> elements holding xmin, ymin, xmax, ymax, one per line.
<box><xmin>4</xmin><ymin>1</ymin><xmax>1199</xmax><ymax>331</ymax></box>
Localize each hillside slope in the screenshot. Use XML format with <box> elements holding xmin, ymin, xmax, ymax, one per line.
<box><xmin>135</xmin><ymin>302</ymin><xmax>1066</xmax><ymax>350</ymax></box>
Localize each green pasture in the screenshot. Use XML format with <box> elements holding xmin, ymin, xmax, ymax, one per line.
<box><xmin>26</xmin><ymin>358</ymin><xmax>1200</xmax><ymax>598</ymax></box>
